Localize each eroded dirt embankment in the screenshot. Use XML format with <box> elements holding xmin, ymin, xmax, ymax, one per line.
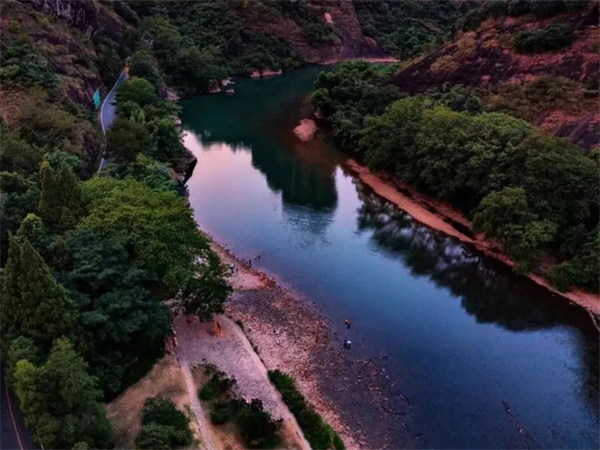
<box><xmin>343</xmin><ymin>159</ymin><xmax>600</xmax><ymax>316</ymax></box>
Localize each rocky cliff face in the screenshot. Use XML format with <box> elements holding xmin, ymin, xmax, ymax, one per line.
<box><xmin>23</xmin><ymin>0</ymin><xmax>126</xmax><ymax>37</ymax></box>
<box><xmin>250</xmin><ymin>0</ymin><xmax>389</xmax><ymax>63</ymax></box>
<box><xmin>388</xmin><ymin>3</ymin><xmax>599</xmax><ymax>150</ymax></box>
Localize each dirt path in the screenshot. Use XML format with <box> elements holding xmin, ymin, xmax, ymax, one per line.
<box><xmin>173</xmin><ymin>314</ymin><xmax>310</xmax><ymax>450</ymax></box>
<box><xmin>178</xmin><ymin>359</ymin><xmax>217</xmax><ymax>450</ymax></box>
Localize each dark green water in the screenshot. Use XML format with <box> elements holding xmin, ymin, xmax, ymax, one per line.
<box><xmin>181</xmin><ymin>67</ymin><xmax>599</xmax><ymax>449</ymax></box>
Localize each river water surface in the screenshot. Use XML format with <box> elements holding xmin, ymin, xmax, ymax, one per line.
<box><xmin>181</xmin><ymin>67</ymin><xmax>599</xmax><ymax>449</ymax></box>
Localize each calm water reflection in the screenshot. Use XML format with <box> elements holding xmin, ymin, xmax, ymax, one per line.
<box><xmin>182</xmin><ymin>68</ymin><xmax>599</xmax><ymax>449</ymax></box>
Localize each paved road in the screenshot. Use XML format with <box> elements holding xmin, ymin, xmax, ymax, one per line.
<box><xmin>0</xmin><ymin>364</ymin><xmax>36</xmax><ymax>450</ymax></box>
<box><xmin>98</xmin><ymin>68</ymin><xmax>129</xmax><ymax>171</ymax></box>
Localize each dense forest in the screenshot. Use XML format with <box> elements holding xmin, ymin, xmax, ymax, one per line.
<box><xmin>311</xmin><ymin>60</ymin><xmax>599</xmax><ymax>292</ymax></box>
<box><xmin>0</xmin><ymin>2</ymin><xmax>233</xmax><ymax>447</ymax></box>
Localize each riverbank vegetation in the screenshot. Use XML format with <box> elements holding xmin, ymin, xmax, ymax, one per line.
<box><xmin>311</xmin><ymin>62</ymin><xmax>599</xmax><ymax>292</ymax></box>
<box><xmin>135</xmin><ymin>396</ymin><xmax>193</xmax><ymax>449</ymax></box>
<box><xmin>1</xmin><ymin>10</ymin><xmax>230</xmax><ymax>449</ymax></box>
<box><xmin>199</xmin><ymin>364</ymin><xmax>283</xmax><ymax>449</ymax></box>
<box><xmin>269</xmin><ymin>370</ymin><xmax>345</xmax><ymax>450</ymax></box>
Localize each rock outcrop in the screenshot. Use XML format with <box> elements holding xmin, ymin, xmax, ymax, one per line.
<box><xmin>249</xmin><ymin>0</ymin><xmax>388</xmax><ymax>63</ymax></box>
<box><xmin>24</xmin><ymin>0</ymin><xmax>126</xmax><ymax>37</ymax></box>
<box><xmin>388</xmin><ymin>3</ymin><xmax>599</xmax><ymax>150</ymax></box>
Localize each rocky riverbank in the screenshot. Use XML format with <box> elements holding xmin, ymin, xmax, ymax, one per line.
<box><xmin>207</xmin><ymin>239</ymin><xmax>417</xmax><ymax>449</ymax></box>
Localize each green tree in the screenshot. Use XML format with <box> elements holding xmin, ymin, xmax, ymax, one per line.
<box><xmin>129</xmin><ymin>50</ymin><xmax>162</xmax><ymax>88</ymax></box>
<box><xmin>38</xmin><ymin>160</ymin><xmax>60</xmax><ymax>229</ymax></box>
<box><xmin>14</xmin><ymin>338</ymin><xmax>113</xmax><ymax>449</ymax></box>
<box><xmin>172</xmin><ymin>45</ymin><xmax>226</xmax><ymax>95</ymax></box>
<box><xmin>55</xmin><ymin>228</ymin><xmax>170</xmax><ymax>395</ymax></box>
<box><xmin>116</xmin><ymin>77</ymin><xmax>158</xmax><ymax>107</ymax></box>
<box><xmin>0</xmin><ymin>172</ymin><xmax>40</xmax><ymax>264</ymax></box>
<box><xmin>39</xmin><ymin>161</ymin><xmax>84</xmax><ymax>232</ymax></box>
<box><xmin>106</xmin><ymin>117</ymin><xmax>153</xmax><ymax>161</ymax></box>
<box><xmin>16</xmin><ymin>213</ymin><xmax>50</xmax><ymax>258</ymax></box>
<box><xmin>1</xmin><ymin>236</ymin><xmax>78</xmax><ymax>351</ymax></box>
<box><xmin>80</xmin><ymin>177</ymin><xmax>230</xmax><ymax>318</ymax></box>
<box><xmin>6</xmin><ymin>336</ymin><xmax>42</xmax><ymax>387</ymax></box>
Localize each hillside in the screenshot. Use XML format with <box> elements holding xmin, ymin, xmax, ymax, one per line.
<box><xmin>389</xmin><ymin>1</ymin><xmax>599</xmax><ymax>150</ymax></box>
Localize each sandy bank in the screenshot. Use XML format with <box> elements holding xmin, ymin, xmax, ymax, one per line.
<box><xmin>343</xmin><ymin>159</ymin><xmax>600</xmax><ymax>316</ymax></box>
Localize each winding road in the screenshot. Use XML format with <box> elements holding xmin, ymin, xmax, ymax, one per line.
<box><xmin>98</xmin><ymin>67</ymin><xmax>129</xmax><ymax>171</ymax></box>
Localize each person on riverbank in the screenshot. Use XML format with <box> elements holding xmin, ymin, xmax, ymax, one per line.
<box><xmin>344</xmin><ymin>338</ymin><xmax>351</xmax><ymax>349</ymax></box>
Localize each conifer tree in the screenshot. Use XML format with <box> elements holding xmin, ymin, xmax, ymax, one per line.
<box><xmin>38</xmin><ymin>160</ymin><xmax>60</xmax><ymax>229</ymax></box>
<box><xmin>38</xmin><ymin>161</ymin><xmax>84</xmax><ymax>232</ymax></box>
<box><xmin>16</xmin><ymin>213</ymin><xmax>49</xmax><ymax>257</ymax></box>
<box><xmin>0</xmin><ymin>235</ymin><xmax>78</xmax><ymax>351</ymax></box>
<box><xmin>14</xmin><ymin>338</ymin><xmax>113</xmax><ymax>449</ymax></box>
<box><xmin>56</xmin><ymin>162</ymin><xmax>84</xmax><ymax>229</ymax></box>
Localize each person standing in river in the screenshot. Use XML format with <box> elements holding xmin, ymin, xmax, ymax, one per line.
<box><xmin>345</xmin><ymin>319</ymin><xmax>351</xmax><ymax>329</ymax></box>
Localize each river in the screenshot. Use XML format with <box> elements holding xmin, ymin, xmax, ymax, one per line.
<box><xmin>181</xmin><ymin>67</ymin><xmax>599</xmax><ymax>449</ymax></box>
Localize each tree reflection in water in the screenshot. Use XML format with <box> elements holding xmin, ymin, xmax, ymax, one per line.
<box><xmin>355</xmin><ymin>182</ymin><xmax>599</xmax><ymax>414</ymax></box>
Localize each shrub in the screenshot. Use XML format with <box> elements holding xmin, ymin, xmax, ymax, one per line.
<box><xmin>237</xmin><ymin>399</ymin><xmax>282</xmax><ymax>449</ymax></box>
<box><xmin>137</xmin><ymin>396</ymin><xmax>193</xmax><ymax>449</ymax></box>
<box><xmin>198</xmin><ymin>366</ymin><xmax>237</xmax><ymax>401</ymax></box>
<box><xmin>210</xmin><ymin>400</ymin><xmax>239</xmax><ymax>424</ymax></box>
<box><xmin>269</xmin><ymin>370</ymin><xmax>344</xmax><ymax>449</ymax></box>
<box><xmin>513</xmin><ymin>24</ymin><xmax>575</xmax><ymax>53</ymax></box>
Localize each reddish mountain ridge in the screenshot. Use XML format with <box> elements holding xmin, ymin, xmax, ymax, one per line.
<box><xmin>389</xmin><ymin>3</ymin><xmax>599</xmax><ymax>150</ymax></box>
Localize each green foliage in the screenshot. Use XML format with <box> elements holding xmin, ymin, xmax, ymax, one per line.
<box><xmin>269</xmin><ymin>370</ymin><xmax>344</xmax><ymax>449</ymax></box>
<box><xmin>514</xmin><ymin>23</ymin><xmax>575</xmax><ymax>53</ymax></box>
<box><xmin>460</xmin><ymin>0</ymin><xmax>590</xmax><ymax>31</ymax></box>
<box><xmin>136</xmin><ymin>396</ymin><xmax>193</xmax><ymax>449</ymax></box>
<box><xmin>103</xmin><ymin>154</ymin><xmax>180</xmax><ymax>193</ymax></box>
<box><xmin>116</xmin><ymin>77</ymin><xmax>158</xmax><ymax>107</ymax></box>
<box><xmin>16</xmin><ymin>213</ymin><xmax>50</xmax><ymax>257</ymax></box>
<box><xmin>210</xmin><ymin>400</ymin><xmax>239</xmax><ymax>424</ymax></box>
<box><xmin>106</xmin><ymin>117</ymin><xmax>152</xmax><ymax>162</ymax></box>
<box><xmin>13</xmin><ymin>338</ymin><xmax>113</xmax><ymax>449</ymax></box>
<box><xmin>0</xmin><ymin>122</ymin><xmax>45</xmax><ymax>176</ymax></box>
<box><xmin>354</xmin><ymin>0</ymin><xmax>464</xmax><ymax>59</ymax></box>
<box><xmin>39</xmin><ymin>161</ymin><xmax>84</xmax><ymax>232</ymax></box>
<box><xmin>312</xmin><ymin>63</ymin><xmax>599</xmax><ymax>291</ymax></box>
<box><xmin>0</xmin><ymin>172</ymin><xmax>40</xmax><ymax>264</ymax></box>
<box><xmin>54</xmin><ymin>228</ymin><xmax>170</xmax><ymax>396</ymax></box>
<box><xmin>1</xmin><ymin>235</ymin><xmax>78</xmax><ymax>352</ymax></box>
<box><xmin>236</xmin><ymin>398</ymin><xmax>282</xmax><ymax>449</ymax></box>
<box><xmin>199</xmin><ymin>366</ymin><xmax>237</xmax><ymax>401</ymax></box>
<box><xmin>135</xmin><ymin>423</ymin><xmax>174</xmax><ymax>450</ymax></box>
<box><xmin>6</xmin><ymin>336</ymin><xmax>42</xmax><ymax>387</ymax></box>
<box><xmin>129</xmin><ymin>50</ymin><xmax>162</xmax><ymax>88</ymax></box>
<box><xmin>482</xmin><ymin>76</ymin><xmax>594</xmax><ymax>122</ymax></box>
<box><xmin>140</xmin><ymin>1</ymin><xmax>304</xmax><ymax>79</ymax></box>
<box><xmin>0</xmin><ymin>35</ymin><xmax>59</xmax><ymax>88</ymax></box>
<box><xmin>427</xmin><ymin>83</ymin><xmax>483</xmax><ymax>114</ymax></box>
<box><xmin>80</xmin><ymin>177</ymin><xmax>230</xmax><ymax>317</ymax></box>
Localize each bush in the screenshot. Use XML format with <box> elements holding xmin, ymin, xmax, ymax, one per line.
<box><xmin>210</xmin><ymin>400</ymin><xmax>239</xmax><ymax>424</ymax></box>
<box><xmin>237</xmin><ymin>399</ymin><xmax>282</xmax><ymax>449</ymax></box>
<box><xmin>269</xmin><ymin>370</ymin><xmax>344</xmax><ymax>449</ymax></box>
<box><xmin>199</xmin><ymin>368</ymin><xmax>237</xmax><ymax>400</ymax></box>
<box><xmin>137</xmin><ymin>396</ymin><xmax>193</xmax><ymax>449</ymax></box>
<box><xmin>514</xmin><ymin>24</ymin><xmax>575</xmax><ymax>53</ymax></box>
<box><xmin>141</xmin><ymin>396</ymin><xmax>190</xmax><ymax>430</ymax></box>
